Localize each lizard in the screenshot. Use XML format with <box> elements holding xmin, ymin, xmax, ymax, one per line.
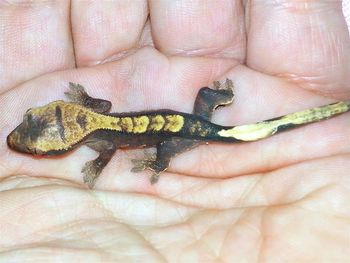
<box><xmin>7</xmin><ymin>79</ymin><xmax>350</xmax><ymax>188</ymax></box>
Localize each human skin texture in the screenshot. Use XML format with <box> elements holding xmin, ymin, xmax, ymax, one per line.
<box><xmin>1</xmin><ymin>1</ymin><xmax>350</xmax><ymax>262</ymax></box>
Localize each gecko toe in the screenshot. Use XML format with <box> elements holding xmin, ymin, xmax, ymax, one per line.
<box><xmin>150</xmin><ymin>173</ymin><xmax>160</xmax><ymax>184</ymax></box>
<box><xmin>213</xmin><ymin>78</ymin><xmax>234</xmax><ymax>92</ymax></box>
<box><xmin>213</xmin><ymin>81</ymin><xmax>221</xmax><ymax>90</ymax></box>
<box><xmin>130</xmin><ymin>158</ymin><xmax>155</xmax><ymax>173</ymax></box>
<box><xmin>65</xmin><ymin>83</ymin><xmax>88</xmax><ymax>103</ymax></box>
<box><xmin>131</xmin><ymin>151</ymin><xmax>157</xmax><ymax>173</ymax></box>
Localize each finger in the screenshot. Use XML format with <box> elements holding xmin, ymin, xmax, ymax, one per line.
<box><xmin>71</xmin><ymin>0</ymin><xmax>148</xmax><ymax>66</ymax></box>
<box><xmin>0</xmin><ymin>1</ymin><xmax>74</xmax><ymax>93</ymax></box>
<box><xmin>150</xmin><ymin>0</ymin><xmax>246</xmax><ymax>60</ymax></box>
<box><xmin>246</xmin><ymin>0</ymin><xmax>350</xmax><ymax>95</ymax></box>
<box><xmin>343</xmin><ymin>0</ymin><xmax>350</xmax><ymax>27</ymax></box>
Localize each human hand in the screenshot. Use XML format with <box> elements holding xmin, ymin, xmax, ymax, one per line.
<box><xmin>1</xmin><ymin>1</ymin><xmax>350</xmax><ymax>261</ymax></box>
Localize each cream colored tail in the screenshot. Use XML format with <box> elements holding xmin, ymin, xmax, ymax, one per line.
<box><xmin>217</xmin><ymin>101</ymin><xmax>350</xmax><ymax>142</ymax></box>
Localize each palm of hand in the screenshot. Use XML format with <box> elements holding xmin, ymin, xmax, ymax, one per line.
<box><xmin>1</xmin><ymin>2</ymin><xmax>350</xmax><ymax>261</ymax></box>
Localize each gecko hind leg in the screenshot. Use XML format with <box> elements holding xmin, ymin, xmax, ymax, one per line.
<box><xmin>193</xmin><ymin>78</ymin><xmax>234</xmax><ymax>120</ymax></box>
<box><xmin>131</xmin><ymin>138</ymin><xmax>200</xmax><ymax>184</ymax></box>
<box><xmin>131</xmin><ymin>79</ymin><xmax>234</xmax><ymax>183</ymax></box>
<box><xmin>65</xmin><ymin>82</ymin><xmax>112</xmax><ymax>113</ymax></box>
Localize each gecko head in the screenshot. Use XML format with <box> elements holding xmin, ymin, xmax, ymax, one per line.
<box><xmin>7</xmin><ymin>109</ymin><xmax>50</xmax><ymax>155</ymax></box>
<box><xmin>7</xmin><ymin>101</ymin><xmax>69</xmax><ymax>156</ymax></box>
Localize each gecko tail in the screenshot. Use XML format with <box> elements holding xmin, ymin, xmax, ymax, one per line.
<box><xmin>215</xmin><ymin>100</ymin><xmax>350</xmax><ymax>142</ymax></box>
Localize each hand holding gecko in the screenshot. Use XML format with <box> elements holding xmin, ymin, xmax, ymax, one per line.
<box><xmin>1</xmin><ymin>1</ymin><xmax>350</xmax><ymax>261</ymax></box>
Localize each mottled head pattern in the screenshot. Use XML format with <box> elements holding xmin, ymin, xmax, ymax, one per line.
<box><xmin>7</xmin><ymin>100</ymin><xmax>121</xmax><ymax>155</ymax></box>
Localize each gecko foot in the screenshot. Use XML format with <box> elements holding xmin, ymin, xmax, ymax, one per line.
<box><xmin>131</xmin><ymin>159</ymin><xmax>161</xmax><ymax>184</ymax></box>
<box><xmin>213</xmin><ymin>78</ymin><xmax>234</xmax><ymax>92</ymax></box>
<box><xmin>65</xmin><ymin>82</ymin><xmax>111</xmax><ymax>113</ymax></box>
<box><xmin>131</xmin><ymin>151</ymin><xmax>167</xmax><ymax>184</ymax></box>
<box><xmin>130</xmin><ymin>151</ymin><xmax>157</xmax><ymax>172</ymax></box>
<box><xmin>210</xmin><ymin>79</ymin><xmax>234</xmax><ymax>109</ymax></box>
<box><xmin>65</xmin><ymin>83</ymin><xmax>88</xmax><ymax>103</ymax></box>
<box><xmin>82</xmin><ymin>160</ymin><xmax>102</xmax><ymax>189</ymax></box>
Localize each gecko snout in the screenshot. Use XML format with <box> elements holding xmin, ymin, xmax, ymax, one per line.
<box><xmin>7</xmin><ymin>125</ymin><xmax>33</xmax><ymax>154</ymax></box>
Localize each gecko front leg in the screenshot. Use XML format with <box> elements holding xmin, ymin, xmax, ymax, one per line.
<box><xmin>82</xmin><ymin>131</ymin><xmax>117</xmax><ymax>188</ymax></box>
<box><xmin>65</xmin><ymin>83</ymin><xmax>112</xmax><ymax>113</ymax></box>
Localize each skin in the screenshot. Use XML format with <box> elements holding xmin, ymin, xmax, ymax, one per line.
<box><xmin>0</xmin><ymin>0</ymin><xmax>350</xmax><ymax>262</ymax></box>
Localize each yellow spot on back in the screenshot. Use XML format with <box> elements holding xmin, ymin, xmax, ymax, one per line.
<box><xmin>189</xmin><ymin>121</ymin><xmax>209</xmax><ymax>136</ymax></box>
<box><xmin>164</xmin><ymin>115</ymin><xmax>184</xmax><ymax>132</ymax></box>
<box><xmin>133</xmin><ymin>116</ymin><xmax>149</xmax><ymax>133</ymax></box>
<box><xmin>148</xmin><ymin>115</ymin><xmax>165</xmax><ymax>131</ymax></box>
<box><xmin>120</xmin><ymin>117</ymin><xmax>133</xmax><ymax>132</ymax></box>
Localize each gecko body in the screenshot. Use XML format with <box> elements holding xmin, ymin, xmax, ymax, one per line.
<box><xmin>7</xmin><ymin>80</ymin><xmax>350</xmax><ymax>187</ymax></box>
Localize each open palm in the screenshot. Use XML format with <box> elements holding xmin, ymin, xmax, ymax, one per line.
<box><xmin>1</xmin><ymin>1</ymin><xmax>350</xmax><ymax>261</ymax></box>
